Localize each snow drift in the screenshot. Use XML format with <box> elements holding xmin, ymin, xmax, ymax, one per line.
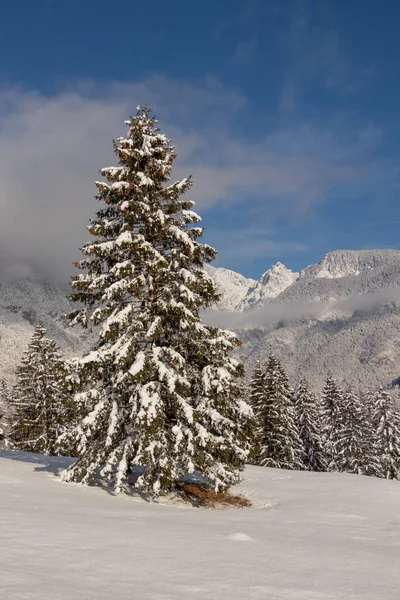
<box><xmin>1</xmin><ymin>450</ymin><xmax>400</xmax><ymax>599</ymax></box>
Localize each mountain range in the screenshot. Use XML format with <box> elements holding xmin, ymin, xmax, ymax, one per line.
<box><xmin>2</xmin><ymin>249</ymin><xmax>400</xmax><ymax>391</ymax></box>
<box><xmin>0</xmin><ymin>278</ymin><xmax>91</xmax><ymax>383</ymax></box>
<box><xmin>206</xmin><ymin>249</ymin><xmax>400</xmax><ymax>391</ymax></box>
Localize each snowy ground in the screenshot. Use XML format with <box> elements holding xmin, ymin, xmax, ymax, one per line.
<box><xmin>1</xmin><ymin>452</ymin><xmax>400</xmax><ymax>599</ymax></box>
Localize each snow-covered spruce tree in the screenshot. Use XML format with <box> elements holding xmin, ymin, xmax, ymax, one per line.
<box><xmin>249</xmin><ymin>359</ymin><xmax>265</xmax><ymax>419</ymax></box>
<box><xmin>354</xmin><ymin>389</ymin><xmax>382</xmax><ymax>478</ymax></box>
<box><xmin>372</xmin><ymin>388</ymin><xmax>400</xmax><ymax>480</ymax></box>
<box><xmin>332</xmin><ymin>387</ymin><xmax>381</xmax><ymax>476</ymax></box>
<box><xmin>55</xmin><ymin>360</ymin><xmax>81</xmax><ymax>457</ymax></box>
<box><xmin>361</xmin><ymin>389</ymin><xmax>383</xmax><ymax>474</ymax></box>
<box><xmin>320</xmin><ymin>374</ymin><xmax>344</xmax><ymax>471</ymax></box>
<box><xmin>61</xmin><ymin>107</ymin><xmax>252</xmax><ymax>494</ymax></box>
<box><xmin>294</xmin><ymin>379</ymin><xmax>326</xmax><ymax>471</ymax></box>
<box><xmin>10</xmin><ymin>324</ymin><xmax>70</xmax><ymax>455</ymax></box>
<box><xmin>258</xmin><ymin>355</ymin><xmax>304</xmax><ymax>469</ymax></box>
<box><xmin>247</xmin><ymin>360</ymin><xmax>266</xmax><ymax>462</ymax></box>
<box><xmin>0</xmin><ymin>379</ymin><xmax>12</xmax><ymax>449</ymax></box>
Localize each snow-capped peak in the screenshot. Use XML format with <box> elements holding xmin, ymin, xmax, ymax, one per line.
<box><xmin>312</xmin><ymin>251</ymin><xmax>361</xmax><ymax>279</ymax></box>
<box><xmin>204</xmin><ymin>265</ymin><xmax>256</xmax><ymax>311</ymax></box>
<box><xmin>237</xmin><ymin>262</ymin><xmax>299</xmax><ymax>311</ymax></box>
<box><xmin>300</xmin><ymin>249</ymin><xmax>398</xmax><ymax>280</ymax></box>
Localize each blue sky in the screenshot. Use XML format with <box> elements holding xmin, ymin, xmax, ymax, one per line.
<box><xmin>1</xmin><ymin>0</ymin><xmax>400</xmax><ymax>280</ymax></box>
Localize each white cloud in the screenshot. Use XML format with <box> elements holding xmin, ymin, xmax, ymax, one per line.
<box><xmin>203</xmin><ymin>287</ymin><xmax>400</xmax><ymax>330</ymax></box>
<box><xmin>0</xmin><ymin>76</ymin><xmax>376</xmax><ymax>282</ymax></box>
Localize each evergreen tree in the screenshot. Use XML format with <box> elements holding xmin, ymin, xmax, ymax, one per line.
<box><xmin>249</xmin><ymin>359</ymin><xmax>265</xmax><ymax>420</ymax></box>
<box><xmin>372</xmin><ymin>387</ymin><xmax>400</xmax><ymax>480</ymax></box>
<box><xmin>0</xmin><ymin>379</ymin><xmax>12</xmax><ymax>449</ymax></box>
<box><xmin>61</xmin><ymin>107</ymin><xmax>252</xmax><ymax>494</ymax></box>
<box><xmin>332</xmin><ymin>387</ymin><xmax>381</xmax><ymax>476</ymax></box>
<box><xmin>258</xmin><ymin>355</ymin><xmax>304</xmax><ymax>470</ymax></box>
<box><xmin>54</xmin><ymin>359</ymin><xmax>80</xmax><ymax>457</ymax></box>
<box><xmin>10</xmin><ymin>324</ymin><xmax>70</xmax><ymax>455</ymax></box>
<box><xmin>248</xmin><ymin>360</ymin><xmax>265</xmax><ymax>462</ymax></box>
<box><xmin>294</xmin><ymin>378</ymin><xmax>325</xmax><ymax>471</ymax></box>
<box><xmin>355</xmin><ymin>389</ymin><xmax>383</xmax><ymax>478</ymax></box>
<box><xmin>320</xmin><ymin>374</ymin><xmax>343</xmax><ymax>471</ymax></box>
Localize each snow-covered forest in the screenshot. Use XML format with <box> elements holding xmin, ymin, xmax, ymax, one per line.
<box><xmin>2</xmin><ymin>325</ymin><xmax>400</xmax><ymax>487</ymax></box>
<box><xmin>4</xmin><ymin>0</ymin><xmax>400</xmax><ymax>595</ymax></box>
<box><xmin>1</xmin><ymin>108</ymin><xmax>400</xmax><ymax>495</ymax></box>
<box><xmin>1</xmin><ymin>107</ymin><xmax>400</xmax><ymax>600</ymax></box>
<box><xmin>2</xmin><ymin>107</ymin><xmax>253</xmax><ymax>497</ymax></box>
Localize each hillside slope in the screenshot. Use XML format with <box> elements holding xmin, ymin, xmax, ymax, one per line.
<box><xmin>0</xmin><ymin>278</ymin><xmax>91</xmax><ymax>382</ymax></box>
<box><xmin>2</xmin><ymin>249</ymin><xmax>400</xmax><ymax>390</ymax></box>
<box><xmin>238</xmin><ymin>262</ymin><xmax>299</xmax><ymax>311</ymax></box>
<box><xmin>1</xmin><ymin>450</ymin><xmax>400</xmax><ymax>599</ymax></box>
<box><xmin>207</xmin><ymin>250</ymin><xmax>400</xmax><ymax>390</ymax></box>
<box><xmin>204</xmin><ymin>264</ymin><xmax>256</xmax><ymax>311</ymax></box>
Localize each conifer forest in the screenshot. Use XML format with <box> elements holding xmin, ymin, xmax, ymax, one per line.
<box><xmin>1</xmin><ymin>108</ymin><xmax>400</xmax><ymax>495</ymax></box>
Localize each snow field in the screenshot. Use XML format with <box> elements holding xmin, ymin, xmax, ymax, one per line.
<box><xmin>1</xmin><ymin>451</ymin><xmax>400</xmax><ymax>599</ymax></box>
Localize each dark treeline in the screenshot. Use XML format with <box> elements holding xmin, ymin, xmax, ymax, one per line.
<box><xmin>0</xmin><ymin>324</ymin><xmax>76</xmax><ymax>456</ymax></box>
<box><xmin>1</xmin><ymin>108</ymin><xmax>399</xmax><ymax>492</ymax></box>
<box><xmin>250</xmin><ymin>355</ymin><xmax>400</xmax><ymax>480</ymax></box>
<box><xmin>2</xmin><ymin>327</ymin><xmax>400</xmax><ymax>483</ymax></box>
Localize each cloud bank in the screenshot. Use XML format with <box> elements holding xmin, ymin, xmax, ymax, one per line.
<box><xmin>0</xmin><ymin>76</ymin><xmax>380</xmax><ymax>282</ymax></box>
<box><xmin>202</xmin><ymin>287</ymin><xmax>400</xmax><ymax>330</ymax></box>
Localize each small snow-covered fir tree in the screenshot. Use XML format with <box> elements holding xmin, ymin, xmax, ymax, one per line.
<box><xmin>249</xmin><ymin>359</ymin><xmax>265</xmax><ymax>419</ymax></box>
<box><xmin>61</xmin><ymin>107</ymin><xmax>252</xmax><ymax>494</ymax></box>
<box><xmin>356</xmin><ymin>389</ymin><xmax>382</xmax><ymax>478</ymax></box>
<box><xmin>320</xmin><ymin>374</ymin><xmax>344</xmax><ymax>471</ymax></box>
<box><xmin>294</xmin><ymin>379</ymin><xmax>325</xmax><ymax>471</ymax></box>
<box><xmin>248</xmin><ymin>360</ymin><xmax>266</xmax><ymax>462</ymax></box>
<box><xmin>10</xmin><ymin>324</ymin><xmax>70</xmax><ymax>456</ymax></box>
<box><xmin>332</xmin><ymin>387</ymin><xmax>381</xmax><ymax>476</ymax></box>
<box><xmin>258</xmin><ymin>355</ymin><xmax>304</xmax><ymax>470</ymax></box>
<box><xmin>0</xmin><ymin>379</ymin><xmax>12</xmax><ymax>449</ymax></box>
<box><xmin>358</xmin><ymin>388</ymin><xmax>383</xmax><ymax>478</ymax></box>
<box><xmin>372</xmin><ymin>388</ymin><xmax>400</xmax><ymax>480</ymax></box>
<box><xmin>55</xmin><ymin>359</ymin><xmax>80</xmax><ymax>457</ymax></box>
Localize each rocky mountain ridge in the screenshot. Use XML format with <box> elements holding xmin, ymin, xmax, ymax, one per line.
<box><xmin>2</xmin><ymin>249</ymin><xmax>400</xmax><ymax>390</ymax></box>
<box><xmin>0</xmin><ymin>278</ymin><xmax>91</xmax><ymax>383</ymax></box>
<box><xmin>203</xmin><ymin>265</ymin><xmax>256</xmax><ymax>311</ymax></box>
<box><xmin>206</xmin><ymin>249</ymin><xmax>400</xmax><ymax>390</ymax></box>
